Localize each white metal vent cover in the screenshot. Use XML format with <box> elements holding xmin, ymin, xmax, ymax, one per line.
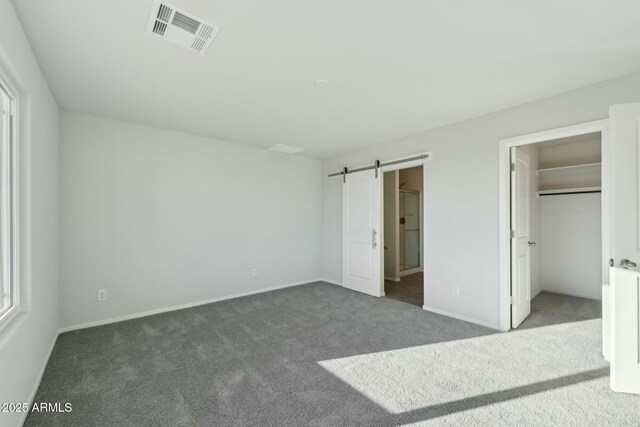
<box><xmin>147</xmin><ymin>1</ymin><xmax>220</xmax><ymax>55</ymax></box>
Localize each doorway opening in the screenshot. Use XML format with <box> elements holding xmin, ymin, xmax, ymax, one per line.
<box><xmin>498</xmin><ymin>120</ymin><xmax>609</xmax><ymax>331</ymax></box>
<box><xmin>383</xmin><ymin>166</ymin><xmax>424</xmax><ymax>307</ymax></box>
<box><xmin>337</xmin><ymin>153</ymin><xmax>429</xmax><ymax>306</ymax></box>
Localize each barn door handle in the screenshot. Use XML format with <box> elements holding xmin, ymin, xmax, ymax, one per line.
<box><xmin>372</xmin><ymin>230</ymin><xmax>377</xmax><ymax>249</ymax></box>
<box><xmin>620</xmin><ymin>259</ymin><xmax>637</xmax><ymax>269</ymax></box>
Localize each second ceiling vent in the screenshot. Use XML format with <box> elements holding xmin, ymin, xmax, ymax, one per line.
<box><xmin>147</xmin><ymin>1</ymin><xmax>220</xmax><ymax>55</ymax></box>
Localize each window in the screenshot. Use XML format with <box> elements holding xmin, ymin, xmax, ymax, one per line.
<box><xmin>0</xmin><ymin>73</ymin><xmax>18</xmax><ymax>330</ymax></box>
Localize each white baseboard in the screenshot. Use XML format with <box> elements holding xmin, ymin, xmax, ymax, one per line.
<box><xmin>19</xmin><ymin>331</ymin><xmax>59</xmax><ymax>426</ymax></box>
<box><xmin>422</xmin><ymin>304</ymin><xmax>501</xmax><ymax>330</ymax></box>
<box><xmin>59</xmin><ymin>279</ymin><xmax>320</xmax><ymax>333</ymax></box>
<box><xmin>399</xmin><ymin>267</ymin><xmax>423</xmax><ymax>277</ymax></box>
<box><xmin>538</xmin><ymin>287</ymin><xmax>601</xmax><ymax>301</ymax></box>
<box><xmin>385</xmin><ymin>276</ymin><xmax>400</xmax><ymax>282</ymax></box>
<box><xmin>320</xmin><ymin>278</ymin><xmax>385</xmax><ymax>298</ymax></box>
<box><xmin>319</xmin><ymin>277</ymin><xmax>342</xmax><ymax>286</ymax></box>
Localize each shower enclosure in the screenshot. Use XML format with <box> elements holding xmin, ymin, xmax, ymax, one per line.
<box><xmin>399</xmin><ymin>190</ymin><xmax>420</xmax><ymax>271</ymax></box>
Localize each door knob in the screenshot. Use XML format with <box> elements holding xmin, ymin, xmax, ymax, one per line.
<box><xmin>528</xmin><ymin>241</ymin><xmax>536</xmax><ymax>247</ymax></box>
<box><xmin>620</xmin><ymin>259</ymin><xmax>637</xmax><ymax>269</ymax></box>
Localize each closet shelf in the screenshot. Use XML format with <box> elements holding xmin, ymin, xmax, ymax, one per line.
<box><xmin>536</xmin><ymin>162</ymin><xmax>601</xmax><ymax>174</ymax></box>
<box><xmin>537</xmin><ymin>187</ymin><xmax>601</xmax><ymax>196</ymax></box>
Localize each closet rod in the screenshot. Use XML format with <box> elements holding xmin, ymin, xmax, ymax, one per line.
<box><xmin>538</xmin><ymin>190</ymin><xmax>601</xmax><ymax>196</ymax></box>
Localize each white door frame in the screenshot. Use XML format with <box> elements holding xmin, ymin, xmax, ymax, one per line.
<box><xmin>497</xmin><ymin>119</ymin><xmax>610</xmax><ymax>331</ymax></box>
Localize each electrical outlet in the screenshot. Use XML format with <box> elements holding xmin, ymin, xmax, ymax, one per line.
<box><xmin>97</xmin><ymin>289</ymin><xmax>107</xmax><ymax>302</ymax></box>
<box><xmin>252</xmin><ymin>268</ymin><xmax>258</xmax><ymax>277</ymax></box>
<box><xmin>452</xmin><ymin>286</ymin><xmax>460</xmax><ymax>296</ymax></box>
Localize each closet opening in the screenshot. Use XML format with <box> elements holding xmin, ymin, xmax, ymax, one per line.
<box><xmin>383</xmin><ymin>165</ymin><xmax>424</xmax><ymax>307</ymax></box>
<box><xmin>507</xmin><ymin>130</ymin><xmax>604</xmax><ymax>330</ymax></box>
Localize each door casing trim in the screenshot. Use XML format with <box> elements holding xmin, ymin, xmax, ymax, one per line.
<box><xmin>497</xmin><ymin>119</ymin><xmax>610</xmax><ymax>331</ymax></box>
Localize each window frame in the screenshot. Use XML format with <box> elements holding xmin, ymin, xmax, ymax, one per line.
<box><xmin>0</xmin><ymin>69</ymin><xmax>20</xmax><ymax>333</ymax></box>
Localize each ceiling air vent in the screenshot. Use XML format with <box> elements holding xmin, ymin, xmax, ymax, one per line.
<box><xmin>147</xmin><ymin>1</ymin><xmax>220</xmax><ymax>55</ymax></box>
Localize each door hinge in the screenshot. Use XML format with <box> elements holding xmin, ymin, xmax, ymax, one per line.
<box><xmin>510</xmin><ymin>230</ymin><xmax>515</xmax><ymax>238</ymax></box>
<box><xmin>510</xmin><ymin>163</ymin><xmax>515</xmax><ymax>172</ymax></box>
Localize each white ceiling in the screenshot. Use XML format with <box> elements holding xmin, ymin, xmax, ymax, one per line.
<box><xmin>12</xmin><ymin>0</ymin><xmax>640</xmax><ymax>158</ymax></box>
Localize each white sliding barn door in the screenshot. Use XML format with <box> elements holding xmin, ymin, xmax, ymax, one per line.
<box><xmin>342</xmin><ymin>169</ymin><xmax>383</xmax><ymax>297</ymax></box>
<box><xmin>610</xmin><ymin>103</ymin><xmax>640</xmax><ymax>394</ymax></box>
<box><xmin>511</xmin><ymin>147</ymin><xmax>531</xmax><ymax>328</ymax></box>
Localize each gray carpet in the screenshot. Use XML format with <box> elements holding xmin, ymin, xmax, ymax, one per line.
<box><xmin>25</xmin><ymin>285</ymin><xmax>638</xmax><ymax>426</ymax></box>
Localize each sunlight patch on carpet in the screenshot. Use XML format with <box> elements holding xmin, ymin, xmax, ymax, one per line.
<box><xmin>318</xmin><ymin>319</ymin><xmax>606</xmax><ymax>414</ymax></box>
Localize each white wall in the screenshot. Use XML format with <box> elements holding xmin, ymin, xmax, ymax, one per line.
<box><xmin>383</xmin><ymin>171</ymin><xmax>399</xmax><ymax>280</ymax></box>
<box><xmin>540</xmin><ymin>193</ymin><xmax>602</xmax><ymax>300</ymax></box>
<box><xmin>60</xmin><ymin>112</ymin><xmax>322</xmax><ymax>328</ymax></box>
<box><xmin>322</xmin><ymin>71</ymin><xmax>640</xmax><ymax>329</ymax></box>
<box><xmin>0</xmin><ymin>1</ymin><xmax>60</xmax><ymax>426</ymax></box>
<box><xmin>539</xmin><ymin>137</ymin><xmax>601</xmax><ymax>169</ymax></box>
<box><xmin>536</xmin><ymin>138</ymin><xmax>602</xmax><ymax>300</ymax></box>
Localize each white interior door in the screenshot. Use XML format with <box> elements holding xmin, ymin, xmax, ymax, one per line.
<box><xmin>610</xmin><ymin>267</ymin><xmax>640</xmax><ymax>393</ymax></box>
<box><xmin>511</xmin><ymin>147</ymin><xmax>531</xmax><ymax>328</ymax></box>
<box><xmin>342</xmin><ymin>169</ymin><xmax>383</xmax><ymax>297</ymax></box>
<box><xmin>610</xmin><ymin>103</ymin><xmax>640</xmax><ymax>394</ymax></box>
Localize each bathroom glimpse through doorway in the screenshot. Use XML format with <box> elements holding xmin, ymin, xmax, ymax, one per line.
<box><xmin>383</xmin><ymin>165</ymin><xmax>424</xmax><ymax>306</ymax></box>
